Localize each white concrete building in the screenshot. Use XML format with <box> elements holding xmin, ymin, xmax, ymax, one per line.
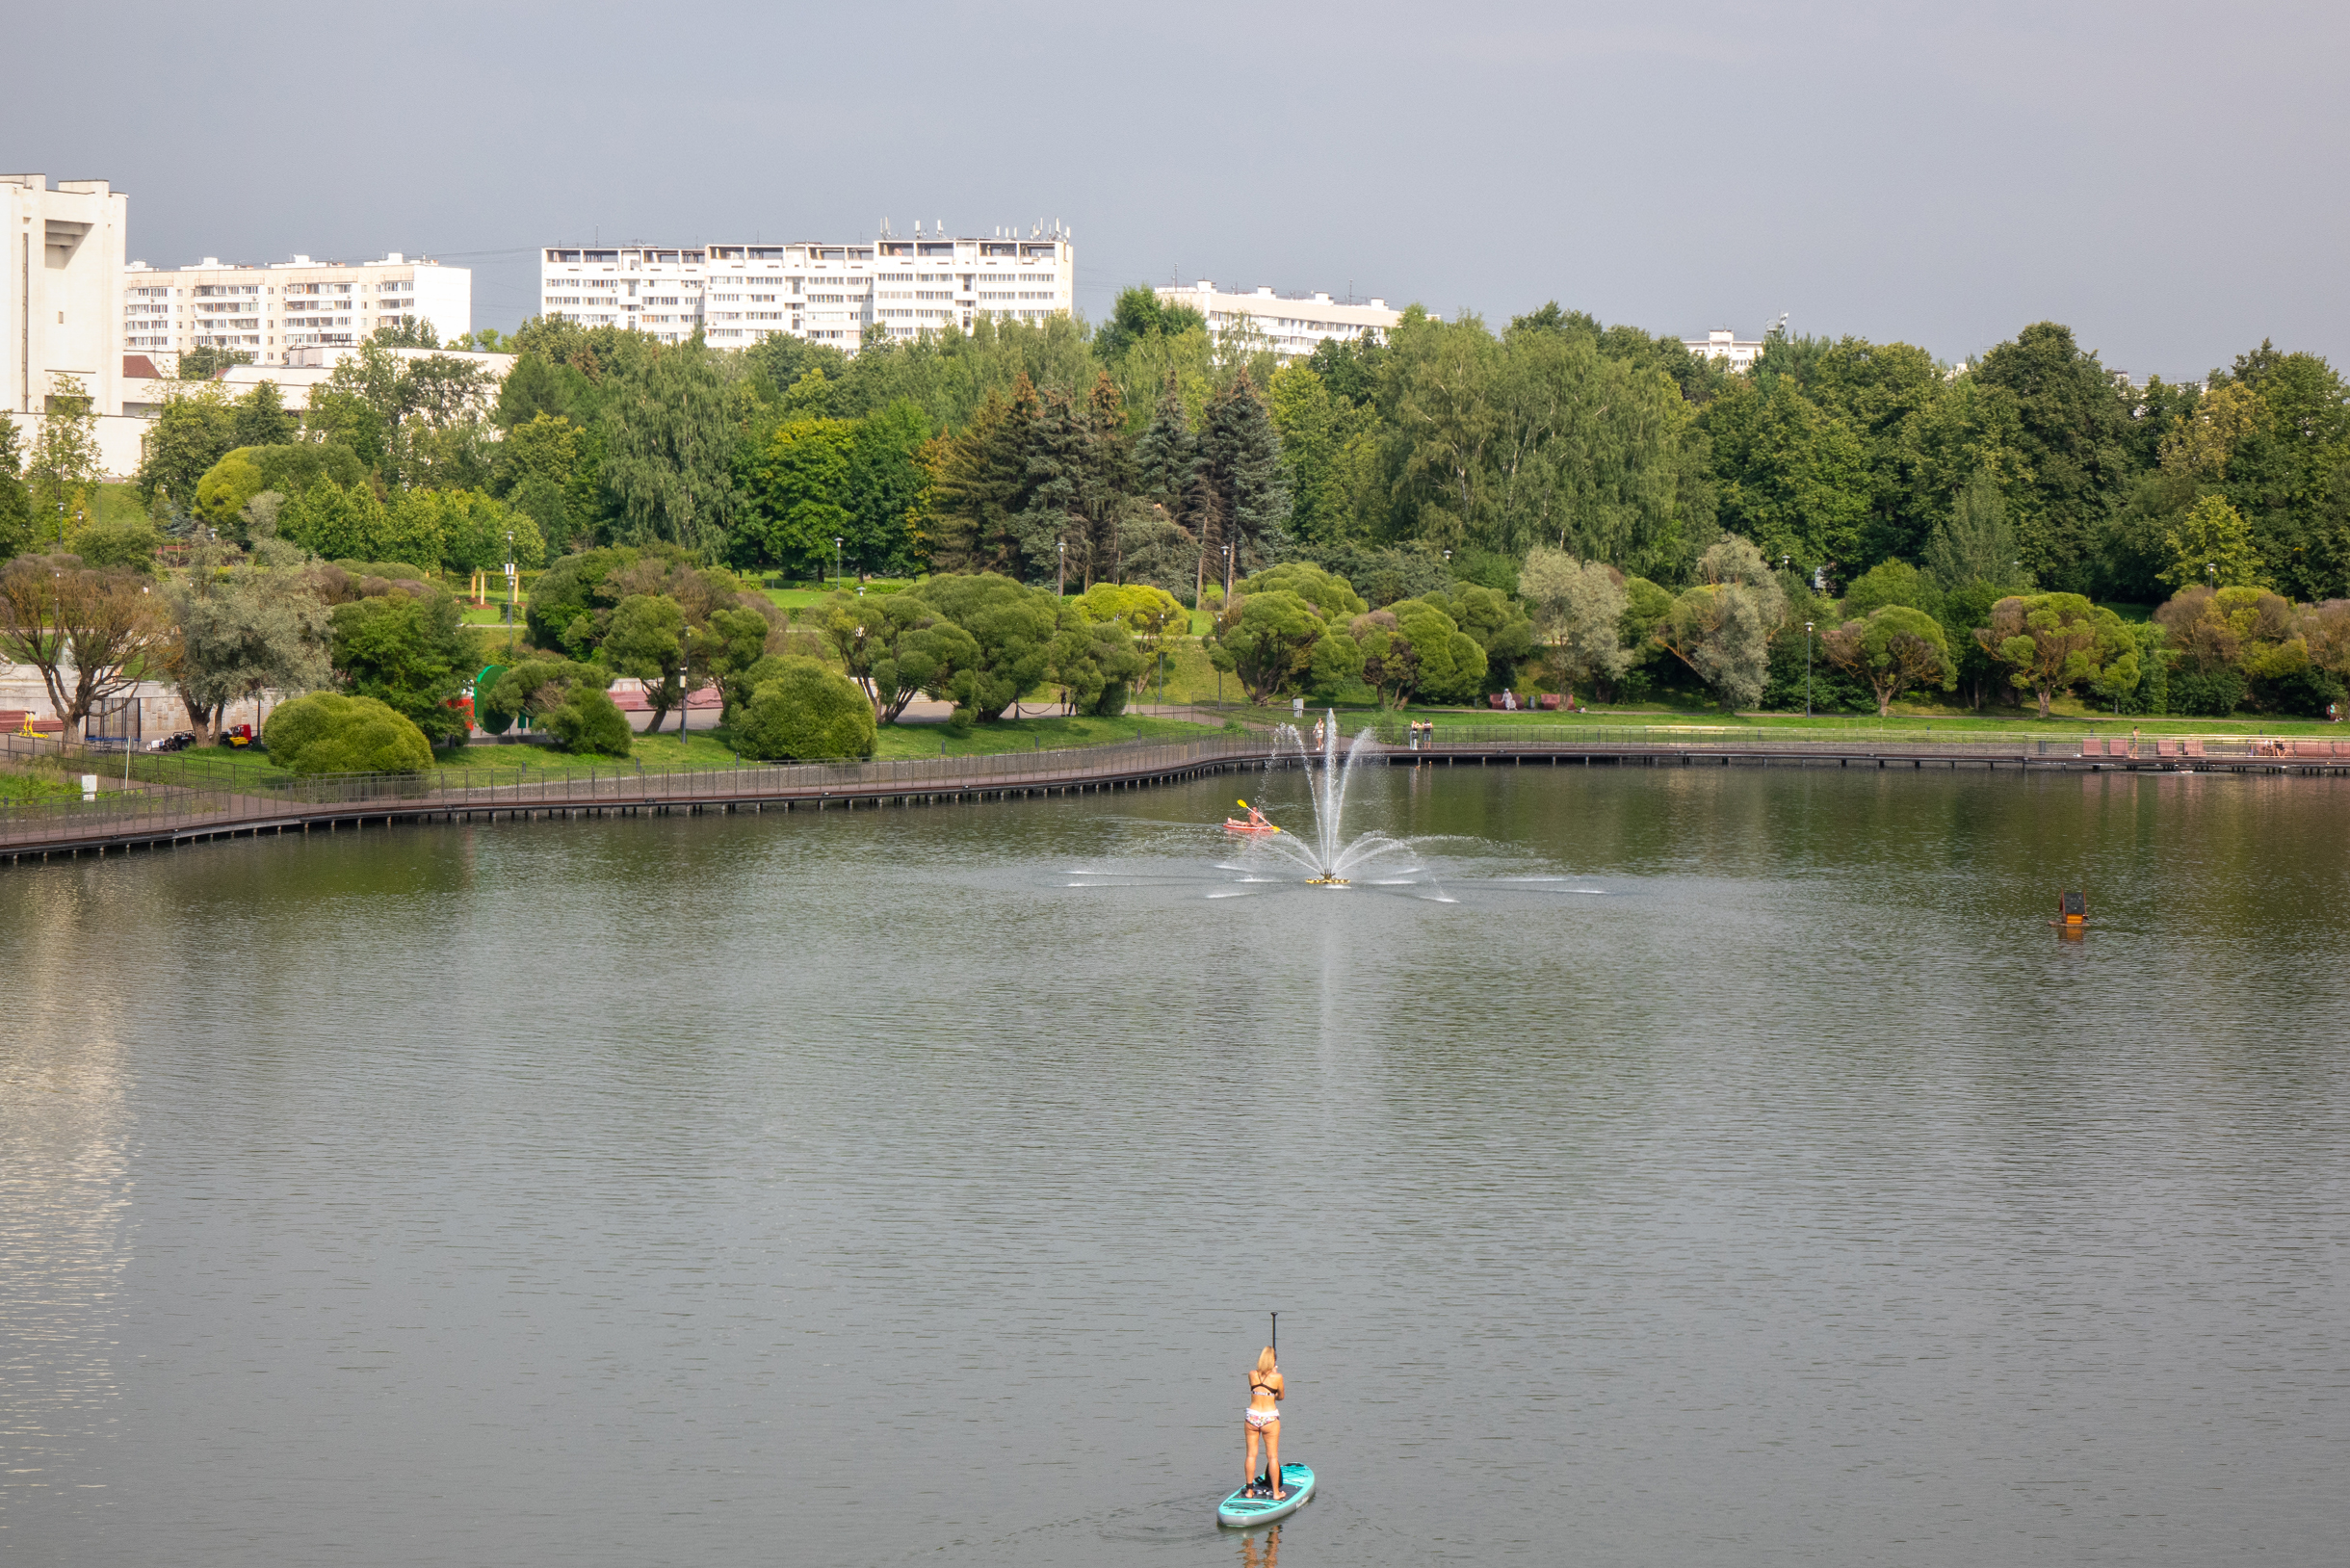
<box><xmin>1153</xmin><ymin>282</ymin><xmax>1398</xmax><ymax>361</ymax></box>
<box><xmin>538</xmin><ymin>226</ymin><xmax>1074</xmax><ymax>351</ymax></box>
<box><xmin>1683</xmin><ymin>327</ymin><xmax>1765</xmax><ymax>373</ymax></box>
<box><xmin>118</xmin><ymin>253</ymin><xmax>471</xmax><ymax>367</ymax></box>
<box><xmin>5</xmin><ymin>174</ymin><xmax>129</xmax><ymax>419</ymax></box>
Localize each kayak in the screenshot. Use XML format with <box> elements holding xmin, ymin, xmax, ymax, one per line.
<box><xmin>1223</xmin><ymin>818</ymin><xmax>1279</xmax><ymax>834</ymax></box>
<box><xmin>1217</xmin><ymin>1462</ymin><xmax>1315</xmax><ymax>1528</ymax></box>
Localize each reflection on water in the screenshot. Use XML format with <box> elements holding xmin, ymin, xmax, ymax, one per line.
<box><xmin>2</xmin><ymin>765</ymin><xmax>2347</xmax><ymax>1566</ymax></box>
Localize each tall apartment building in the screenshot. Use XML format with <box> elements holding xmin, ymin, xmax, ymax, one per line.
<box><xmin>1153</xmin><ymin>281</ymin><xmax>1398</xmax><ymax>361</ymax></box>
<box><xmin>118</xmin><ymin>253</ymin><xmax>471</xmax><ymax>367</ymax></box>
<box><xmin>538</xmin><ymin>227</ymin><xmax>1074</xmax><ymax>351</ymax></box>
<box><xmin>4</xmin><ymin>173</ymin><xmax>129</xmax><ymax>417</ymax></box>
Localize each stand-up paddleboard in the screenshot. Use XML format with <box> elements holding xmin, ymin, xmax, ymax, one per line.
<box><xmin>1217</xmin><ymin>1463</ymin><xmax>1315</xmax><ymax>1528</ymax></box>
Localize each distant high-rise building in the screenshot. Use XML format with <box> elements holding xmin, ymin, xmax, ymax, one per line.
<box><xmin>1683</xmin><ymin>327</ymin><xmax>1765</xmax><ymax>373</ymax></box>
<box><xmin>536</xmin><ymin>227</ymin><xmax>1075</xmax><ymax>350</ymax></box>
<box><xmin>118</xmin><ymin>253</ymin><xmax>471</xmax><ymax>367</ymax></box>
<box><xmin>1154</xmin><ymin>282</ymin><xmax>1398</xmax><ymax>361</ymax></box>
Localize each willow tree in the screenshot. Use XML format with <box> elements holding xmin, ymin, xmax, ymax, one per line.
<box><xmin>600</xmin><ymin>341</ymin><xmax>736</xmax><ymax>561</ymax></box>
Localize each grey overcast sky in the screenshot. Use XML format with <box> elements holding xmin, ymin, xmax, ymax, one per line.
<box><xmin>9</xmin><ymin>0</ymin><xmax>2343</xmax><ymax>379</ymax></box>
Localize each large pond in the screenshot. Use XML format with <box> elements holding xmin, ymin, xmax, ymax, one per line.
<box><xmin>5</xmin><ymin>761</ymin><xmax>2347</xmax><ymax>1566</ymax></box>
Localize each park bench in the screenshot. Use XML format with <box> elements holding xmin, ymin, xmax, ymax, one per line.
<box><xmin>2183</xmin><ymin>738</ymin><xmax>2206</xmax><ymax>757</ymax></box>
<box><xmin>2155</xmin><ymin>739</ymin><xmax>2178</xmax><ymax>758</ymax></box>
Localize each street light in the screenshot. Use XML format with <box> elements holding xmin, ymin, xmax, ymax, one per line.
<box><xmin>835</xmin><ymin>536</ymin><xmax>844</xmax><ymax>592</ymax></box>
<box><xmin>1805</xmin><ymin>621</ymin><xmax>1815</xmax><ymax>718</ymax></box>
<box><xmin>678</xmin><ymin>654</ymin><xmax>692</xmax><ymax>740</ymax></box>
<box><xmin>1058</xmin><ymin>537</ymin><xmax>1066</xmax><ymax>599</ymax></box>
<box><xmin>2206</xmin><ymin>561</ymin><xmax>2217</xmax><ymax>591</ymax></box>
<box><xmin>1221</xmin><ymin>542</ymin><xmax>1232</xmax><ymax>603</ymax></box>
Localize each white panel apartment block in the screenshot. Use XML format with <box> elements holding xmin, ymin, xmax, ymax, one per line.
<box><xmin>537</xmin><ymin>228</ymin><xmax>1074</xmax><ymax>353</ymax></box>
<box><xmin>118</xmin><ymin>252</ymin><xmax>473</xmax><ymax>368</ymax></box>
<box><xmin>1154</xmin><ymin>281</ymin><xmax>1399</xmax><ymax>362</ymax></box>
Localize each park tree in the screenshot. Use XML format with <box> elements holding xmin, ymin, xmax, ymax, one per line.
<box><xmin>1822</xmin><ymin>605</ymin><xmax>1955</xmax><ymax>717</ymax></box>
<box><xmin>810</xmin><ymin>588</ymin><xmax>980</xmax><ymax>723</ymax></box>
<box><xmin>1975</xmin><ymin>592</ymin><xmax>2139</xmax><ymax>718</ymax></box>
<box><xmin>741</xmin><ymin>417</ymin><xmax>856</xmax><ymax>573</ymax></box>
<box><xmin>904</xmin><ymin>571</ymin><xmax>1058</xmax><ymax>719</ymax></box>
<box><xmin>1208</xmin><ymin>589</ymin><xmax>1327</xmax><ymax>702</ymax></box>
<box><xmin>327</xmin><ymin>586</ymin><xmax>472</xmax><ymax>745</ymax></box>
<box><xmin>195</xmin><ymin>450</ymin><xmax>268</xmax><ymax>528</ymax></box>
<box><xmin>1922</xmin><ymin>470</ymin><xmax>2029</xmax><ymax>592</ymax></box>
<box><xmin>1345</xmin><ymin>611</ymin><xmax>1418</xmax><ymax>707</ymax></box>
<box><xmin>1971</xmin><ymin>323</ymin><xmax>2134</xmax><ymax>592</ymax></box>
<box><xmin>1655</xmin><ymin>535</ymin><xmax>1787</xmax><ymax>711</ymax></box>
<box><xmin>159</xmin><ymin>538</ymin><xmax>332</xmax><ymax>742</ymax></box>
<box><xmin>481</xmin><ymin>658</ymin><xmax>631</xmax><ymax>756</ymax></box>
<box><xmin>2161</xmin><ymin>494</ymin><xmax>2264</xmax><ymax>591</ymax></box>
<box><xmin>1075</xmin><ymin>582</ymin><xmax>1188</xmax><ymax>686</ymax></box>
<box><xmin>602</xmin><ymin>593</ymin><xmax>690</xmax><ymax>734</ymax></box>
<box><xmin>136</xmin><ymin>384</ymin><xmax>238</xmax><ymax>510</ymax></box>
<box><xmin>1701</xmin><ymin>373</ymin><xmax>1870</xmax><ymax>576</ymax></box>
<box><xmin>500</xmin><ymin>412</ymin><xmax>587</xmax><ymax>553</ymax></box>
<box><xmin>26</xmin><ymin>374</ymin><xmax>102</xmax><ymax>537</ymax></box>
<box><xmin>262</xmin><ymin>693</ymin><xmax>432</xmax><ymax>774</ymax></box>
<box><xmin>731</xmin><ymin>654</ymin><xmax>876</xmax><ymax>760</ymax></box>
<box><xmin>0</xmin><ymin>554</ymin><xmax>173</xmax><ymax>734</ymax></box>
<box><xmin>0</xmin><ymin>421</ymin><xmax>35</xmax><ymax>561</ymax></box>
<box><xmin>600</xmin><ymin>340</ymin><xmax>737</xmax><ymax>559</ymax></box>
<box><xmin>1386</xmin><ymin>597</ymin><xmax>1487</xmax><ymax>704</ymax></box>
<box><xmin>279</xmin><ymin>481</ymin><xmax>393</xmax><ymax>563</ymax></box>
<box><xmin>924</xmin><ymin>379</ymin><xmax>1042</xmax><ymax>577</ymax></box>
<box><xmin>1519</xmin><ymin>546</ymin><xmax>1629</xmax><ymax>703</ymax></box>
<box><xmin>1045</xmin><ymin>605</ymin><xmax>1144</xmax><ymax>716</ymax></box>
<box><xmin>175</xmin><ymin>344</ymin><xmax>253</xmax><ymax>379</ymax></box>
<box><xmin>843</xmin><ymin>398</ymin><xmax>933</xmax><ymax>576</ymax></box>
<box><xmin>230</xmin><ymin>380</ymin><xmax>300</xmax><ymax>448</ymax></box>
<box><xmin>1192</xmin><ymin>371</ymin><xmax>1292</xmax><ymax>576</ymax></box>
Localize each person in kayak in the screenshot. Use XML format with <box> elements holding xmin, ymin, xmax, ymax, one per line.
<box><xmin>1243</xmin><ymin>1346</ymin><xmax>1286</xmax><ymax>1499</ymax></box>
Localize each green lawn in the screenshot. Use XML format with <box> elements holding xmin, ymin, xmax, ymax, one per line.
<box><xmin>870</xmin><ymin>712</ymin><xmax>1222</xmax><ymax>759</ymax></box>
<box><xmin>117</xmin><ymin>712</ymin><xmax>1228</xmax><ymax>792</ymax></box>
<box><xmin>0</xmin><ymin>768</ymin><xmax>86</xmax><ymax>804</ymax></box>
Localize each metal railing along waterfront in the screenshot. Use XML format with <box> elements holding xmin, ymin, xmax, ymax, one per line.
<box><xmin>1354</xmin><ymin>719</ymin><xmax>2350</xmax><ymax>763</ymax></box>
<box><xmin>0</xmin><ymin>732</ymin><xmax>1284</xmax><ymax>853</ymax></box>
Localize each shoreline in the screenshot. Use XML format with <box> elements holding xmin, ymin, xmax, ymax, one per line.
<box><xmin>9</xmin><ymin>728</ymin><xmax>2349</xmax><ymax>869</ymax></box>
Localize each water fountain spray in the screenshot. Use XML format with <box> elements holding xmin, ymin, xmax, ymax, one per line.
<box><xmin>1254</xmin><ymin>712</ymin><xmax>1414</xmax><ymax>886</ymax></box>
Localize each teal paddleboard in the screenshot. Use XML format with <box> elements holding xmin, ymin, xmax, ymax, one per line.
<box><xmin>1217</xmin><ymin>1463</ymin><xmax>1315</xmax><ymax>1528</ymax></box>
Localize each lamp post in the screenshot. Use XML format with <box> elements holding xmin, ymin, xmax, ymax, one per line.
<box><xmin>678</xmin><ymin>654</ymin><xmax>691</xmax><ymax>740</ymax></box>
<box><xmin>2206</xmin><ymin>561</ymin><xmax>2216</xmax><ymax>591</ymax></box>
<box><xmin>835</xmin><ymin>536</ymin><xmax>844</xmax><ymax>592</ymax></box>
<box><xmin>1221</xmin><ymin>541</ymin><xmax>1232</xmax><ymax>603</ymax></box>
<box><xmin>1805</xmin><ymin>621</ymin><xmax>1815</xmax><ymax>718</ymax></box>
<box><xmin>1058</xmin><ymin>537</ymin><xmax>1066</xmax><ymax>599</ymax></box>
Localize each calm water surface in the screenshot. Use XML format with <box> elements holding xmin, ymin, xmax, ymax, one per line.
<box><xmin>4</xmin><ymin>763</ymin><xmax>2346</xmax><ymax>1566</ymax></box>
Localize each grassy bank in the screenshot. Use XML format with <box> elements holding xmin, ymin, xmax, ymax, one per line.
<box><xmin>86</xmin><ymin>711</ymin><xmax>1228</xmax><ymax>794</ymax></box>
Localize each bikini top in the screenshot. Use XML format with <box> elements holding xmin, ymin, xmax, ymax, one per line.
<box><xmin>1249</xmin><ymin>1371</ymin><xmax>1280</xmax><ymax>1398</ymax></box>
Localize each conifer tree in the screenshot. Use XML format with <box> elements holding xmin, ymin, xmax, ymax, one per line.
<box><xmin>1195</xmin><ymin>370</ymin><xmax>1292</xmax><ymax>581</ymax></box>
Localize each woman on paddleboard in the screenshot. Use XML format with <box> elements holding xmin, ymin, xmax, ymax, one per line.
<box><xmin>1243</xmin><ymin>1346</ymin><xmax>1286</xmax><ymax>1499</ymax></box>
